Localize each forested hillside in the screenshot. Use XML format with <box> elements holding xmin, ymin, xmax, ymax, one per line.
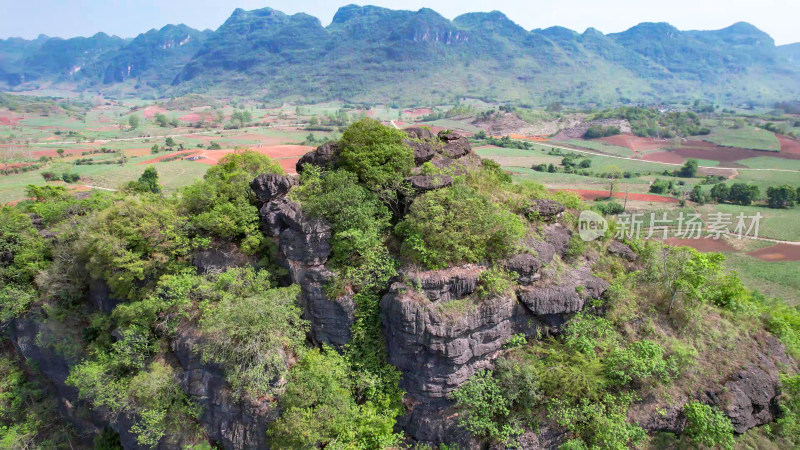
<box><xmin>2</xmin><ymin>5</ymin><xmax>800</xmax><ymax>105</ymax></box>
<box><xmin>1</xmin><ymin>119</ymin><xmax>798</xmax><ymax>448</ymax></box>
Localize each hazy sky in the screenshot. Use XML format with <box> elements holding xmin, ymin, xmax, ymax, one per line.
<box><xmin>2</xmin><ymin>0</ymin><xmax>799</xmax><ymax>45</ymax></box>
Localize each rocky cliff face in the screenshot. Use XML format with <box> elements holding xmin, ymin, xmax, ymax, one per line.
<box><xmin>10</xmin><ymin>305</ymin><xmax>161</xmax><ymax>449</ymax></box>
<box><xmin>170</xmin><ymin>324</ymin><xmax>278</xmax><ymax>449</ymax></box>
<box><xmin>630</xmin><ymin>332</ymin><xmax>797</xmax><ymax>437</ymax></box>
<box><xmin>380</xmin><ymin>221</ymin><xmax>611</xmax><ymax>444</ymax></box>
<box><xmin>252</xmin><ymin>173</ymin><xmax>355</xmax><ymax>346</ymax></box>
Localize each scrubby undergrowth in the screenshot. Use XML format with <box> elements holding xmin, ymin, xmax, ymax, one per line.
<box><xmin>0</xmin><ymin>119</ymin><xmax>797</xmax><ymax>449</ymax></box>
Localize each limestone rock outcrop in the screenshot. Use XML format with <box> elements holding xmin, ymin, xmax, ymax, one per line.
<box><xmin>516</xmin><ymin>266</ymin><xmax>609</xmax><ymax>316</ymax></box>
<box><xmin>192</xmin><ymin>240</ymin><xmax>258</xmax><ymax>275</ymax></box>
<box><xmin>607</xmin><ymin>240</ymin><xmax>638</xmax><ymax>261</ymax></box>
<box><xmin>715</xmin><ymin>334</ymin><xmax>796</xmax><ymax>433</ymax></box>
<box><xmin>524</xmin><ymin>199</ymin><xmax>565</xmax><ymax>220</ymax></box>
<box><xmin>295</xmin><ymin>142</ymin><xmax>339</xmax><ymax>173</ymax></box>
<box><xmin>438</xmin><ymin>131</ymin><xmax>472</xmax><ymax>159</ymax></box>
<box><xmin>381</xmin><ymin>256</ymin><xmax>609</xmax><ymax>444</ymax></box>
<box><xmin>406</xmin><ymin>174</ymin><xmax>453</xmax><ymax>192</ymax></box>
<box><xmin>250</xmin><ymin>173</ymin><xmax>297</xmax><ymax>204</ymax></box>
<box><xmin>171</xmin><ymin>324</ymin><xmax>278</xmax><ymax>449</ymax></box>
<box><xmin>253</xmin><ymin>175</ymin><xmax>353</xmax><ymax>346</ymax></box>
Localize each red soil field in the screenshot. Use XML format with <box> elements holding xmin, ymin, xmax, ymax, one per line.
<box><xmin>642</xmin><ymin>151</ymin><xmax>685</xmax><ymax>164</ymax></box>
<box><xmin>403</xmin><ymin>108</ymin><xmax>432</xmax><ymax>117</ymax></box>
<box><xmin>190</xmin><ymin>145</ymin><xmax>312</xmax><ymax>175</ymax></box>
<box><xmin>778</xmin><ymin>135</ymin><xmax>800</xmax><ymax>156</ymax></box>
<box><xmin>747</xmin><ymin>243</ymin><xmax>800</xmax><ymax>262</ymax></box>
<box><xmin>2</xmin><ymin>162</ymin><xmax>35</xmax><ymax>169</ymax></box>
<box><xmin>664</xmin><ymin>237</ymin><xmax>738</xmax><ymax>253</ymax></box>
<box><xmin>509</xmin><ymin>134</ymin><xmax>548</xmax><ymax>142</ymax></box>
<box><xmin>136</xmin><ymin>106</ymin><xmax>169</xmax><ymax>119</ymax></box>
<box><xmin>135</xmin><ymin>145</ymin><xmax>313</xmax><ymax>175</ymax></box>
<box><xmin>598</xmin><ymin>134</ymin><xmax>667</xmax><ymax>153</ymax></box>
<box><xmin>0</xmin><ymin>116</ymin><xmax>22</xmax><ymax>126</ymax></box>
<box><xmin>597</xmin><ymin>134</ymin><xmax>800</xmax><ymax>163</ymax></box>
<box><xmin>124</xmin><ymin>148</ymin><xmax>153</xmax><ymax>157</ymax></box>
<box><xmin>558</xmin><ymin>189</ymin><xmax>680</xmax><ymax>203</ymax></box>
<box><xmin>277</xmin><ymin>158</ymin><xmax>301</xmax><ymax>174</ymax></box>
<box><xmin>673</xmin><ymin>140</ymin><xmax>800</xmax><ymax>163</ymax></box>
<box><xmin>178</xmin><ymin>113</ymin><xmax>203</xmax><ymax>122</ymax></box>
<box><xmin>191</xmin><ymin>145</ymin><xmax>313</xmax><ymax>165</ymax></box>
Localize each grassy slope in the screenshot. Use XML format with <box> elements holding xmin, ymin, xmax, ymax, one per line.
<box><xmin>703</xmin><ymin>127</ymin><xmax>780</xmax><ymax>152</ymax></box>
<box><xmin>733</xmin><ymin>169</ymin><xmax>800</xmax><ymax>190</ymax></box>
<box><xmin>737</xmin><ymin>156</ymin><xmax>800</xmax><ymax>170</ymax></box>
<box><xmin>725</xmin><ymin>253</ymin><xmax>800</xmax><ymax>305</ymax></box>
<box><xmin>563</xmin><ymin>139</ymin><xmax>636</xmax><ymax>157</ymax></box>
<box><xmin>697</xmin><ymin>203</ymin><xmax>800</xmax><ymax>242</ymax></box>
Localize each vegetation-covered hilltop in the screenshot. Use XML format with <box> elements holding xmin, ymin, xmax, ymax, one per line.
<box><xmin>2</xmin><ymin>5</ymin><xmax>800</xmax><ymax>105</ymax></box>
<box><xmin>0</xmin><ymin>119</ymin><xmax>799</xmax><ymax>449</ymax></box>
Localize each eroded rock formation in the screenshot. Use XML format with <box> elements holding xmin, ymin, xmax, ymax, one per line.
<box><xmin>381</xmin><ymin>240</ymin><xmax>610</xmax><ymax>444</ymax></box>
<box><xmin>255</xmin><ymin>176</ymin><xmax>354</xmax><ymax>346</ymax></box>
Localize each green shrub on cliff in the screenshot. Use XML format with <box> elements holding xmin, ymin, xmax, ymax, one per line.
<box><xmin>182</xmin><ymin>150</ymin><xmax>283</xmax><ymax>253</ymax></box>
<box><xmin>77</xmin><ymin>197</ymin><xmax>198</xmax><ymax>301</ymax></box>
<box><xmin>268</xmin><ymin>346</ymin><xmax>400</xmax><ymax>448</ymax></box>
<box><xmin>293</xmin><ymin>167</ymin><xmax>396</xmax><ymax>290</ymax></box>
<box><xmin>682</xmin><ymin>402</ymin><xmax>735</xmax><ymax>449</ymax></box>
<box><xmin>337</xmin><ymin>118</ymin><xmax>414</xmax><ymax>203</ymax></box>
<box><xmin>199</xmin><ymin>285</ymin><xmax>307</xmax><ymax>398</ymax></box>
<box><xmin>396</xmin><ymin>185</ymin><xmax>524</xmax><ymax>269</ymax></box>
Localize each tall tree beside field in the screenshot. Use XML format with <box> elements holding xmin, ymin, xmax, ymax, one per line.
<box><xmin>728</xmin><ymin>183</ymin><xmax>760</xmax><ymax>206</ymax></box>
<box><xmin>128</xmin><ymin>115</ymin><xmax>140</xmax><ymax>129</ymax></box>
<box><xmin>767</xmin><ymin>185</ymin><xmax>797</xmax><ymax>209</ymax></box>
<box><xmin>606</xmin><ymin>165</ymin><xmax>622</xmax><ymax>199</ymax></box>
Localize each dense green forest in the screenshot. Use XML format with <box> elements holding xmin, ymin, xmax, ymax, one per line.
<box><xmin>0</xmin><ymin>119</ymin><xmax>798</xmax><ymax>448</ymax></box>
<box><xmin>2</xmin><ymin>6</ymin><xmax>800</xmax><ymax>105</ymax></box>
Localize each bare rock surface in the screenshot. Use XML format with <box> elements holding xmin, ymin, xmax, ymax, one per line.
<box><xmin>193</xmin><ymin>239</ymin><xmax>257</xmax><ymax>274</ymax></box>
<box><xmin>544</xmin><ymin>223</ymin><xmax>572</xmax><ymax>258</ymax></box>
<box><xmin>250</xmin><ymin>173</ymin><xmax>296</xmax><ymax>204</ymax></box>
<box><xmin>438</xmin><ymin>131</ymin><xmax>472</xmax><ymax>159</ymax></box>
<box><xmin>405</xmin><ymin>127</ymin><xmax>436</xmax><ymax>141</ymax></box>
<box><xmin>524</xmin><ymin>199</ymin><xmax>565</xmax><ymax>219</ymax></box>
<box><xmin>253</xmin><ymin>178</ymin><xmax>352</xmax><ymax>347</ymax></box>
<box><xmin>607</xmin><ymin>240</ymin><xmax>638</xmax><ymax>261</ymax></box>
<box><xmin>296</xmin><ymin>142</ymin><xmax>339</xmax><ymax>172</ymax></box>
<box><xmin>404</xmin><ymin>138</ymin><xmax>437</xmax><ymax>164</ymax></box>
<box><xmin>504</xmin><ymin>253</ymin><xmax>543</xmax><ymax>285</ymax></box>
<box><xmin>406</xmin><ymin>174</ymin><xmax>453</xmax><ymax>192</ymax></box>
<box><xmin>381</xmin><ymin>258</ymin><xmax>610</xmax><ymax>445</ymax></box>
<box><xmin>516</xmin><ymin>266</ymin><xmax>609</xmax><ymax>315</ymax></box>
<box><xmin>715</xmin><ymin>334</ymin><xmax>796</xmax><ymax>433</ymax></box>
<box><xmin>171</xmin><ymin>324</ymin><xmax>278</xmax><ymax>449</ymax></box>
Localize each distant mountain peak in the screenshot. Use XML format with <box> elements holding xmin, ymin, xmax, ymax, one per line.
<box><xmin>331</xmin><ymin>4</ymin><xmax>396</xmax><ymax>25</ymax></box>
<box><xmin>453</xmin><ymin>10</ymin><xmax>527</xmax><ymax>37</ymax></box>
<box><xmin>538</xmin><ymin>26</ymin><xmax>579</xmax><ymax>41</ymax></box>
<box><xmin>1</xmin><ymin>5</ymin><xmax>798</xmax><ymax>104</ymax></box>
<box><xmin>616</xmin><ymin>22</ymin><xmax>680</xmax><ymax>39</ymax></box>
